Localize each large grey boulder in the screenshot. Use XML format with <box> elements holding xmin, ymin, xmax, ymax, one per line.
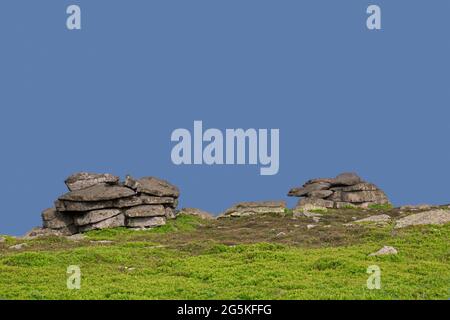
<box><xmin>124</xmin><ymin>205</ymin><xmax>166</xmax><ymax>218</ymax></box>
<box><xmin>65</xmin><ymin>172</ymin><xmax>119</xmax><ymax>191</ymax></box>
<box><xmin>59</xmin><ymin>184</ymin><xmax>136</xmax><ymax>202</ymax></box>
<box><xmin>41</xmin><ymin>208</ymin><xmax>78</xmax><ymax>235</ymax></box>
<box><xmin>126</xmin><ymin>216</ymin><xmax>166</xmax><ymax>228</ymax></box>
<box><xmin>395</xmin><ymin>209</ymin><xmax>450</xmax><ymax>229</ymax></box>
<box><xmin>295</xmin><ymin>198</ymin><xmax>334</xmax><ymax>211</ymax></box>
<box><xmin>288</xmin><ymin>182</ymin><xmax>331</xmax><ymax>197</ymax></box>
<box><xmin>354</xmin><ymin>214</ymin><xmax>391</xmax><ymax>225</ymax></box>
<box><xmin>341</xmin><ymin>190</ymin><xmax>389</xmax><ymax>203</ymax></box>
<box><xmin>326</xmin><ymin>190</ymin><xmax>343</xmax><ymax>201</ymax></box>
<box><xmin>341</xmin><ymin>182</ymin><xmax>378</xmax><ymax>192</ymax></box>
<box><xmin>303</xmin><ymin>178</ymin><xmax>334</xmax><ymax>185</ymax></box>
<box><xmin>124</xmin><ymin>176</ymin><xmax>180</xmax><ymax>198</ymax></box>
<box><xmin>221</xmin><ymin>201</ymin><xmax>286</xmax><ymax>217</ymax></box>
<box><xmin>55</xmin><ymin>194</ymin><xmax>176</xmax><ymax>212</ymax></box>
<box><xmin>307</xmin><ymin>190</ymin><xmax>333</xmax><ymax>199</ymax></box>
<box><xmin>331</xmin><ymin>172</ymin><xmax>362</xmax><ymax>186</ymax></box>
<box><xmin>399</xmin><ymin>204</ymin><xmax>432</xmax><ymax>211</ymax></box>
<box><xmin>41</xmin><ymin>208</ymin><xmax>75</xmax><ymax>230</ymax></box>
<box><xmin>78</xmin><ymin>213</ymin><xmax>125</xmax><ymax>232</ymax></box>
<box><xmin>73</xmin><ymin>209</ymin><xmax>122</xmax><ymax>226</ymax></box>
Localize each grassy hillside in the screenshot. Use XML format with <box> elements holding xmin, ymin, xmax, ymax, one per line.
<box><xmin>0</xmin><ymin>208</ymin><xmax>449</xmax><ymax>300</ymax></box>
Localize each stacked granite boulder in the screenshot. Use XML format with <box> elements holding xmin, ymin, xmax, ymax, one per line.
<box><xmin>288</xmin><ymin>172</ymin><xmax>390</xmax><ymax>211</ymax></box>
<box><xmin>42</xmin><ymin>173</ymin><xmax>179</xmax><ymax>235</ymax></box>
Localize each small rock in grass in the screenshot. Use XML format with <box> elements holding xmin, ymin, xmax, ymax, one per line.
<box><xmin>399</xmin><ymin>204</ymin><xmax>432</xmax><ymax>211</ymax></box>
<box><xmin>276</xmin><ymin>232</ymin><xmax>286</xmax><ymax>237</ymax></box>
<box><xmin>0</xmin><ymin>237</ymin><xmax>5</xmax><ymax>243</ymax></box>
<box><xmin>354</xmin><ymin>214</ymin><xmax>391</xmax><ymax>225</ymax></box>
<box><xmin>66</xmin><ymin>234</ymin><xmax>86</xmax><ymax>241</ymax></box>
<box><xmin>312</xmin><ymin>217</ymin><xmax>321</xmax><ymax>223</ymax></box>
<box><xmin>89</xmin><ymin>240</ymin><xmax>114</xmax><ymax>244</ymax></box>
<box><xmin>369</xmin><ymin>246</ymin><xmax>398</xmax><ymax>256</ymax></box>
<box><xmin>303</xmin><ymin>211</ymin><xmax>323</xmax><ymax>218</ymax></box>
<box><xmin>119</xmin><ymin>266</ymin><xmax>136</xmax><ymax>272</ymax></box>
<box><xmin>306</xmin><ymin>224</ymin><xmax>316</xmax><ymax>230</ymax></box>
<box><xmin>9</xmin><ymin>243</ymin><xmax>28</xmax><ymax>250</ymax></box>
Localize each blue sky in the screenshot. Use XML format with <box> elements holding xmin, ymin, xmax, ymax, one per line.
<box><xmin>0</xmin><ymin>0</ymin><xmax>449</xmax><ymax>235</ymax></box>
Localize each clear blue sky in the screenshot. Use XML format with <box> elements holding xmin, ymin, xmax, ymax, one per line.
<box><xmin>1</xmin><ymin>0</ymin><xmax>449</xmax><ymax>235</ymax></box>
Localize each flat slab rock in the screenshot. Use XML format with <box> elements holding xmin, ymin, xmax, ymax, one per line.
<box><xmin>55</xmin><ymin>194</ymin><xmax>176</xmax><ymax>212</ymax></box>
<box><xmin>341</xmin><ymin>183</ymin><xmax>379</xmax><ymax>192</ymax></box>
<box><xmin>126</xmin><ymin>216</ymin><xmax>166</xmax><ymax>228</ymax></box>
<box><xmin>222</xmin><ymin>201</ymin><xmax>286</xmax><ymax>217</ymax></box>
<box><xmin>125</xmin><ymin>176</ymin><xmax>179</xmax><ymax>198</ymax></box>
<box><xmin>295</xmin><ymin>198</ymin><xmax>334</xmax><ymax>211</ymax></box>
<box><xmin>288</xmin><ymin>182</ymin><xmax>331</xmax><ymax>197</ymax></box>
<box><xmin>354</xmin><ymin>214</ymin><xmax>391</xmax><ymax>224</ymax></box>
<box><xmin>288</xmin><ymin>173</ymin><xmax>377</xmax><ymax>197</ymax></box>
<box><xmin>59</xmin><ymin>184</ymin><xmax>136</xmax><ymax>202</ymax></box>
<box><xmin>73</xmin><ymin>209</ymin><xmax>122</xmax><ymax>226</ymax></box>
<box><xmin>78</xmin><ymin>213</ymin><xmax>125</xmax><ymax>232</ymax></box>
<box><xmin>395</xmin><ymin>209</ymin><xmax>450</xmax><ymax>229</ymax></box>
<box><xmin>65</xmin><ymin>172</ymin><xmax>119</xmax><ymax>191</ymax></box>
<box><xmin>399</xmin><ymin>204</ymin><xmax>432</xmax><ymax>211</ymax></box>
<box><xmin>124</xmin><ymin>205</ymin><xmax>166</xmax><ymax>218</ymax></box>
<box><xmin>341</xmin><ymin>190</ymin><xmax>389</xmax><ymax>203</ymax></box>
<box><xmin>332</xmin><ymin>172</ymin><xmax>362</xmax><ymax>186</ymax></box>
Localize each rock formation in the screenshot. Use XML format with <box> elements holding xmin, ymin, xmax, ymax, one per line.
<box><xmin>219</xmin><ymin>201</ymin><xmax>286</xmax><ymax>218</ymax></box>
<box><xmin>395</xmin><ymin>209</ymin><xmax>450</xmax><ymax>228</ymax></box>
<box><xmin>288</xmin><ymin>172</ymin><xmax>390</xmax><ymax>211</ymax></box>
<box><xmin>42</xmin><ymin>173</ymin><xmax>180</xmax><ymax>235</ymax></box>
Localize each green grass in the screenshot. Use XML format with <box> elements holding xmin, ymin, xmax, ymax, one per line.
<box><xmin>368</xmin><ymin>203</ymin><xmax>394</xmax><ymax>210</ymax></box>
<box><xmin>340</xmin><ymin>205</ymin><xmax>357</xmax><ymax>209</ymax></box>
<box><xmin>309</xmin><ymin>208</ymin><xmax>328</xmax><ymax>214</ymax></box>
<box><xmin>85</xmin><ymin>215</ymin><xmax>203</xmax><ymax>241</ymax></box>
<box><xmin>0</xmin><ymin>214</ymin><xmax>449</xmax><ymax>300</ymax></box>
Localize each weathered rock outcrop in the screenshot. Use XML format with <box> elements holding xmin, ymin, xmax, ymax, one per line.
<box><xmin>65</xmin><ymin>173</ymin><xmax>120</xmax><ymax>191</ymax></box>
<box><xmin>41</xmin><ymin>173</ymin><xmax>180</xmax><ymax>235</ymax></box>
<box><xmin>288</xmin><ymin>172</ymin><xmax>390</xmax><ymax>211</ymax></box>
<box><xmin>395</xmin><ymin>209</ymin><xmax>450</xmax><ymax>229</ymax></box>
<box><xmin>219</xmin><ymin>201</ymin><xmax>286</xmax><ymax>218</ymax></box>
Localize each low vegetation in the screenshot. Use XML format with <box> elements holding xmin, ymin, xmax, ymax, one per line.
<box><xmin>0</xmin><ymin>208</ymin><xmax>449</xmax><ymax>300</ymax></box>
